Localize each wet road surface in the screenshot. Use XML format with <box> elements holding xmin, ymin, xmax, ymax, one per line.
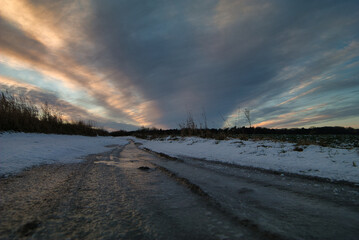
<box><xmin>1</xmin><ymin>142</ymin><xmax>359</xmax><ymax>239</ymax></box>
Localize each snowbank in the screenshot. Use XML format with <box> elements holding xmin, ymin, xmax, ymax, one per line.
<box><xmin>136</xmin><ymin>137</ymin><xmax>359</xmax><ymax>183</ymax></box>
<box><xmin>0</xmin><ymin>132</ymin><xmax>128</xmax><ymax>176</ymax></box>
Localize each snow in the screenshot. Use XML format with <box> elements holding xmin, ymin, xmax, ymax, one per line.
<box><xmin>0</xmin><ymin>132</ymin><xmax>129</xmax><ymax>176</ymax></box>
<box><xmin>1</xmin><ymin>133</ymin><xmax>358</xmax><ymax>183</ymax></box>
<box><xmin>135</xmin><ymin>136</ymin><xmax>359</xmax><ymax>184</ymax></box>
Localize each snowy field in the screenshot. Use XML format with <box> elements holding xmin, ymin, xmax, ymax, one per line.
<box><xmin>135</xmin><ymin>136</ymin><xmax>359</xmax><ymax>184</ymax></box>
<box><xmin>0</xmin><ymin>132</ymin><xmax>128</xmax><ymax>176</ymax></box>
<box><xmin>1</xmin><ymin>133</ymin><xmax>358</xmax><ymax>183</ymax></box>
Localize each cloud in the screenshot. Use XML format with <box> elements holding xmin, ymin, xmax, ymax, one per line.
<box><xmin>0</xmin><ymin>75</ymin><xmax>139</xmax><ymax>130</ymax></box>
<box><xmin>0</xmin><ymin>0</ymin><xmax>161</xmax><ymax>127</ymax></box>
<box><xmin>277</xmin><ymin>87</ymin><xmax>321</xmax><ymax>106</ymax></box>
<box><xmin>1</xmin><ymin>0</ymin><xmax>359</xmax><ymax>129</ymax></box>
<box><xmin>254</xmin><ymin>104</ymin><xmax>328</xmax><ymax>128</ymax></box>
<box><xmin>0</xmin><ymin>75</ymin><xmax>40</xmax><ymax>92</ymax></box>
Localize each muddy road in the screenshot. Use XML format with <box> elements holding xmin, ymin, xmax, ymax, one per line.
<box><xmin>1</xmin><ymin>142</ymin><xmax>359</xmax><ymax>239</ymax></box>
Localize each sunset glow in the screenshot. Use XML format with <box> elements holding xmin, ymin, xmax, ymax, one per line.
<box><xmin>1</xmin><ymin>0</ymin><xmax>358</xmax><ymax>130</ymax></box>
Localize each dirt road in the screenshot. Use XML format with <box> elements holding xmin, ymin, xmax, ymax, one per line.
<box><xmin>1</xmin><ymin>142</ymin><xmax>359</xmax><ymax>239</ymax></box>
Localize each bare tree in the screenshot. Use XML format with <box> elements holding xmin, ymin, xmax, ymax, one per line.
<box><xmin>236</xmin><ymin>108</ymin><xmax>241</xmax><ymax>128</ymax></box>
<box><xmin>186</xmin><ymin>110</ymin><xmax>196</xmax><ymax>130</ymax></box>
<box><xmin>219</xmin><ymin>112</ymin><xmax>230</xmax><ymax>129</ymax></box>
<box><xmin>201</xmin><ymin>107</ymin><xmax>208</xmax><ymax>129</ymax></box>
<box><xmin>179</xmin><ymin>110</ymin><xmax>197</xmax><ymax>136</ymax></box>
<box><xmin>244</xmin><ymin>108</ymin><xmax>251</xmax><ymax>128</ymax></box>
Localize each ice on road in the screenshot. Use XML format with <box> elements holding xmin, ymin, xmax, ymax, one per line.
<box><xmin>1</xmin><ymin>142</ymin><xmax>359</xmax><ymax>240</ymax></box>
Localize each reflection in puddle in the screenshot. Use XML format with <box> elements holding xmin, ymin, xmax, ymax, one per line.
<box><xmin>94</xmin><ymin>160</ymin><xmax>121</xmax><ymax>167</ymax></box>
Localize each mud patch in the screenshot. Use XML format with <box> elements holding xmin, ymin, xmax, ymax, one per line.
<box><xmin>138</xmin><ymin>166</ymin><xmax>151</xmax><ymax>171</ymax></box>
<box><xmin>18</xmin><ymin>220</ymin><xmax>41</xmax><ymax>237</ymax></box>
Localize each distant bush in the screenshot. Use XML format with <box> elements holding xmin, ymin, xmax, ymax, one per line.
<box><xmin>293</xmin><ymin>146</ymin><xmax>304</xmax><ymax>152</ymax></box>
<box><xmin>0</xmin><ymin>91</ymin><xmax>108</xmax><ymax>136</ymax></box>
<box><xmin>111</xmin><ymin>120</ymin><xmax>359</xmax><ymax>149</ymax></box>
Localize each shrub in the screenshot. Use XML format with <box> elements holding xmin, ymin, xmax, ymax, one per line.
<box><xmin>293</xmin><ymin>146</ymin><xmax>304</xmax><ymax>152</ymax></box>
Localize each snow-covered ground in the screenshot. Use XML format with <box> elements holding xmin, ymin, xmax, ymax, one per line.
<box><xmin>1</xmin><ymin>133</ymin><xmax>358</xmax><ymax>183</ymax></box>
<box><xmin>0</xmin><ymin>132</ymin><xmax>128</xmax><ymax>176</ymax></box>
<box><xmin>135</xmin><ymin>136</ymin><xmax>359</xmax><ymax>184</ymax></box>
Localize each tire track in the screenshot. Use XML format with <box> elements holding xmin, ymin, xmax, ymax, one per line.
<box><xmin>140</xmin><ymin>145</ymin><xmax>359</xmax><ymax>240</ymax></box>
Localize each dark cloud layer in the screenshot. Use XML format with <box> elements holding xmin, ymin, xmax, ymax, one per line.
<box><xmin>86</xmin><ymin>0</ymin><xmax>359</xmax><ymax>128</ymax></box>
<box><xmin>1</xmin><ymin>0</ymin><xmax>359</xmax><ymax>129</ymax></box>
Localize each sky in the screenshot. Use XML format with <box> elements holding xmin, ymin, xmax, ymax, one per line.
<box><xmin>1</xmin><ymin>0</ymin><xmax>359</xmax><ymax>131</ymax></box>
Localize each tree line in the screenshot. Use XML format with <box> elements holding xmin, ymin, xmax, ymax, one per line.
<box><xmin>0</xmin><ymin>91</ymin><xmax>108</xmax><ymax>136</ymax></box>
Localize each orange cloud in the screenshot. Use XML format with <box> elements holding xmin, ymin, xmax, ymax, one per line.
<box><xmin>277</xmin><ymin>87</ymin><xmax>321</xmax><ymax>106</ymax></box>
<box><xmin>254</xmin><ymin>104</ymin><xmax>328</xmax><ymax>128</ymax></box>
<box><xmin>0</xmin><ymin>1</ymin><xmax>161</xmax><ymax>127</ymax></box>
<box><xmin>279</xmin><ymin>115</ymin><xmax>331</xmax><ymax>128</ymax></box>
<box><xmin>0</xmin><ymin>0</ymin><xmax>93</xmax><ymax>50</ymax></box>
<box><xmin>0</xmin><ymin>75</ymin><xmax>40</xmax><ymax>92</ymax></box>
<box><xmin>0</xmin><ymin>74</ymin><xmax>130</xmax><ymax>128</ymax></box>
<box><xmin>288</xmin><ymin>80</ymin><xmax>314</xmax><ymax>94</ymax></box>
